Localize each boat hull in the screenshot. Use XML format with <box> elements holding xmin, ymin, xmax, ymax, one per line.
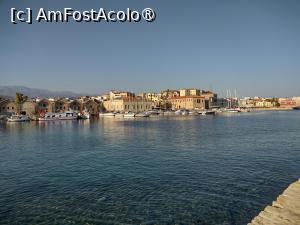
<box><xmin>38</xmin><ymin>117</ymin><xmax>77</xmax><ymax>121</ymax></box>
<box><xmin>7</xmin><ymin>115</ymin><xmax>30</xmax><ymax>122</ymax></box>
<box><xmin>99</xmin><ymin>113</ymin><xmax>115</xmax><ymax>117</ymax></box>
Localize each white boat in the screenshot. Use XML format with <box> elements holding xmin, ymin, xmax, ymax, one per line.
<box><xmin>79</xmin><ymin>110</ymin><xmax>90</xmax><ymax>119</ymax></box>
<box><xmin>175</xmin><ymin>109</ymin><xmax>189</xmax><ymax>116</ymax></box>
<box><xmin>222</xmin><ymin>108</ymin><xmax>241</xmax><ymax>113</ymax></box>
<box><xmin>135</xmin><ymin>112</ymin><xmax>150</xmax><ymax>117</ymax></box>
<box><xmin>181</xmin><ymin>110</ymin><xmax>189</xmax><ymax>116</ymax></box>
<box><xmin>163</xmin><ymin>110</ymin><xmax>175</xmax><ymax>116</ymax></box>
<box><xmin>197</xmin><ymin>110</ymin><xmax>216</xmax><ymax>115</ymax></box>
<box><xmin>115</xmin><ymin>113</ymin><xmax>124</xmax><ymax>118</ymax></box>
<box><xmin>189</xmin><ymin>110</ymin><xmax>198</xmax><ymax>116</ymax></box>
<box><xmin>123</xmin><ymin>112</ymin><xmax>136</xmax><ymax>118</ymax></box>
<box><xmin>7</xmin><ymin>115</ymin><xmax>30</xmax><ymax>122</ymax></box>
<box><xmin>175</xmin><ymin>109</ymin><xmax>183</xmax><ymax>115</ymax></box>
<box><xmin>0</xmin><ymin>114</ymin><xmax>9</xmax><ymax>120</ymax></box>
<box><xmin>38</xmin><ymin>111</ymin><xmax>78</xmax><ymax>121</ymax></box>
<box><xmin>198</xmin><ymin>110</ymin><xmax>207</xmax><ymax>116</ymax></box>
<box><xmin>99</xmin><ymin>112</ymin><xmax>115</xmax><ymax>117</ymax></box>
<box><xmin>146</xmin><ymin>110</ymin><xmax>159</xmax><ymax>116</ymax></box>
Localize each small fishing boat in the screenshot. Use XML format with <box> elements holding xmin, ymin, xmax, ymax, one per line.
<box><xmin>115</xmin><ymin>113</ymin><xmax>124</xmax><ymax>118</ymax></box>
<box><xmin>175</xmin><ymin>109</ymin><xmax>189</xmax><ymax>116</ymax></box>
<box><xmin>123</xmin><ymin>112</ymin><xmax>136</xmax><ymax>118</ymax></box>
<box><xmin>222</xmin><ymin>108</ymin><xmax>241</xmax><ymax>113</ymax></box>
<box><xmin>181</xmin><ymin>110</ymin><xmax>189</xmax><ymax>116</ymax></box>
<box><xmin>135</xmin><ymin>112</ymin><xmax>150</xmax><ymax>117</ymax></box>
<box><xmin>198</xmin><ymin>110</ymin><xmax>207</xmax><ymax>116</ymax></box>
<box><xmin>146</xmin><ymin>110</ymin><xmax>160</xmax><ymax>116</ymax></box>
<box><xmin>175</xmin><ymin>109</ymin><xmax>181</xmax><ymax>115</ymax></box>
<box><xmin>79</xmin><ymin>110</ymin><xmax>91</xmax><ymax>119</ymax></box>
<box><xmin>38</xmin><ymin>111</ymin><xmax>78</xmax><ymax>121</ymax></box>
<box><xmin>292</xmin><ymin>106</ymin><xmax>300</xmax><ymax>110</ymax></box>
<box><xmin>7</xmin><ymin>115</ymin><xmax>30</xmax><ymax>122</ymax></box>
<box><xmin>189</xmin><ymin>110</ymin><xmax>198</xmax><ymax>116</ymax></box>
<box><xmin>99</xmin><ymin>112</ymin><xmax>115</xmax><ymax>117</ymax></box>
<box><xmin>163</xmin><ymin>110</ymin><xmax>175</xmax><ymax>116</ymax></box>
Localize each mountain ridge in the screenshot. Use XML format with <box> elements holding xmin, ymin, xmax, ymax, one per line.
<box><xmin>0</xmin><ymin>86</ymin><xmax>84</xmax><ymax>98</ymax></box>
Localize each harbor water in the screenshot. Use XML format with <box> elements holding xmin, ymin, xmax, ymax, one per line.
<box><xmin>0</xmin><ymin>111</ymin><xmax>300</xmax><ymax>225</ymax></box>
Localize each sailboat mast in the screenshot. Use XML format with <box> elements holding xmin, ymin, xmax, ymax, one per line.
<box><xmin>229</xmin><ymin>89</ymin><xmax>232</xmax><ymax>108</ymax></box>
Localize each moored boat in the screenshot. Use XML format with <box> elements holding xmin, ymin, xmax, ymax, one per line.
<box><xmin>7</xmin><ymin>115</ymin><xmax>30</xmax><ymax>122</ymax></box>
<box><xmin>175</xmin><ymin>109</ymin><xmax>189</xmax><ymax>116</ymax></box>
<box><xmin>222</xmin><ymin>108</ymin><xmax>241</xmax><ymax>113</ymax></box>
<box><xmin>99</xmin><ymin>112</ymin><xmax>115</xmax><ymax>117</ymax></box>
<box><xmin>123</xmin><ymin>112</ymin><xmax>136</xmax><ymax>118</ymax></box>
<box><xmin>163</xmin><ymin>110</ymin><xmax>175</xmax><ymax>116</ymax></box>
<box><xmin>135</xmin><ymin>112</ymin><xmax>150</xmax><ymax>117</ymax></box>
<box><xmin>189</xmin><ymin>110</ymin><xmax>198</xmax><ymax>116</ymax></box>
<box><xmin>115</xmin><ymin>113</ymin><xmax>124</xmax><ymax>118</ymax></box>
<box><xmin>79</xmin><ymin>110</ymin><xmax>91</xmax><ymax>119</ymax></box>
<box><xmin>38</xmin><ymin>111</ymin><xmax>78</xmax><ymax>121</ymax></box>
<box><xmin>146</xmin><ymin>110</ymin><xmax>160</xmax><ymax>116</ymax></box>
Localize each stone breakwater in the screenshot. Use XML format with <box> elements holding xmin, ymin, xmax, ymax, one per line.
<box><xmin>248</xmin><ymin>179</ymin><xmax>300</xmax><ymax>225</ymax></box>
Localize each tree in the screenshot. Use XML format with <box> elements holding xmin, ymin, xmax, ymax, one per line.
<box><xmin>15</xmin><ymin>93</ymin><xmax>24</xmax><ymax>104</ymax></box>
<box><xmin>15</xmin><ymin>92</ymin><xmax>28</xmax><ymax>103</ymax></box>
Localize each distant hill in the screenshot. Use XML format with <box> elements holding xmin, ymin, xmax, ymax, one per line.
<box><xmin>0</xmin><ymin>86</ymin><xmax>82</xmax><ymax>98</ymax></box>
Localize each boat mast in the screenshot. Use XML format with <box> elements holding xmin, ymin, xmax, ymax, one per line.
<box><xmin>234</xmin><ymin>88</ymin><xmax>238</xmax><ymax>107</ymax></box>
<box><xmin>229</xmin><ymin>89</ymin><xmax>232</xmax><ymax>108</ymax></box>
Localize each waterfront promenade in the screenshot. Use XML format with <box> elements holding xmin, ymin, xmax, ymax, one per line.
<box><xmin>248</xmin><ymin>179</ymin><xmax>300</xmax><ymax>225</ymax></box>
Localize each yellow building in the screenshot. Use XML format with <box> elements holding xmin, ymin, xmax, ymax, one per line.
<box><xmin>292</xmin><ymin>96</ymin><xmax>300</xmax><ymax>106</ymax></box>
<box><xmin>103</xmin><ymin>98</ymin><xmax>154</xmax><ymax>113</ymax></box>
<box><xmin>161</xmin><ymin>90</ymin><xmax>180</xmax><ymax>99</ymax></box>
<box><xmin>170</xmin><ymin>96</ymin><xmax>205</xmax><ymax>110</ymax></box>
<box><xmin>190</xmin><ymin>88</ymin><xmax>201</xmax><ymax>96</ymax></box>
<box><xmin>109</xmin><ymin>91</ymin><xmax>135</xmax><ymax>100</ymax></box>
<box><xmin>137</xmin><ymin>92</ymin><xmax>161</xmax><ymax>107</ymax></box>
<box><xmin>179</xmin><ymin>88</ymin><xmax>201</xmax><ymax>97</ymax></box>
<box><xmin>179</xmin><ymin>89</ymin><xmax>190</xmax><ymax>97</ymax></box>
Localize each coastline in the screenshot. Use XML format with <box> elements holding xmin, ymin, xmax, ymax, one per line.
<box><xmin>248</xmin><ymin>179</ymin><xmax>300</xmax><ymax>225</ymax></box>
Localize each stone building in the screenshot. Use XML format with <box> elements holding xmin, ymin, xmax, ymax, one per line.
<box><xmin>278</xmin><ymin>98</ymin><xmax>297</xmax><ymax>108</ymax></box>
<box><xmin>109</xmin><ymin>91</ymin><xmax>135</xmax><ymax>100</ymax></box>
<box><xmin>161</xmin><ymin>90</ymin><xmax>180</xmax><ymax>99</ymax></box>
<box><xmin>292</xmin><ymin>96</ymin><xmax>300</xmax><ymax>106</ymax></box>
<box><xmin>68</xmin><ymin>100</ymin><xmax>82</xmax><ymax>111</ymax></box>
<box><xmin>82</xmin><ymin>100</ymin><xmax>100</xmax><ymax>115</ymax></box>
<box><xmin>201</xmin><ymin>91</ymin><xmax>218</xmax><ymax>108</ymax></box>
<box><xmin>103</xmin><ymin>97</ymin><xmax>153</xmax><ymax>113</ymax></box>
<box><xmin>21</xmin><ymin>101</ymin><xmax>37</xmax><ymax>116</ymax></box>
<box><xmin>0</xmin><ymin>100</ymin><xmax>37</xmax><ymax>116</ymax></box>
<box><xmin>170</xmin><ymin>96</ymin><xmax>206</xmax><ymax>110</ymax></box>
<box><xmin>36</xmin><ymin>99</ymin><xmax>53</xmax><ymax>115</ymax></box>
<box><xmin>0</xmin><ymin>100</ymin><xmax>16</xmax><ymax>114</ymax></box>
<box><xmin>137</xmin><ymin>92</ymin><xmax>161</xmax><ymax>107</ymax></box>
<box><xmin>179</xmin><ymin>88</ymin><xmax>201</xmax><ymax>97</ymax></box>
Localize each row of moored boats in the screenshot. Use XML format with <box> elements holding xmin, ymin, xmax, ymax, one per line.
<box><xmin>4</xmin><ymin>107</ymin><xmax>246</xmax><ymax>122</ymax></box>
<box><xmin>98</xmin><ymin>108</ymin><xmax>241</xmax><ymax>117</ymax></box>
<box><xmin>5</xmin><ymin>110</ymin><xmax>90</xmax><ymax>122</ymax></box>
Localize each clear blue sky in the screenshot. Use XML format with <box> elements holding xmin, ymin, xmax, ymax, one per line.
<box><xmin>1</xmin><ymin>0</ymin><xmax>300</xmax><ymax>97</ymax></box>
